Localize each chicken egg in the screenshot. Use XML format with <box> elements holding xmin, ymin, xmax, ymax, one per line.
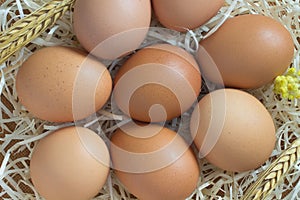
<box><xmin>113</xmin><ymin>43</ymin><xmax>201</xmax><ymax>122</ymax></box>
<box><xmin>30</xmin><ymin>126</ymin><xmax>110</xmax><ymax>200</ymax></box>
<box><xmin>197</xmin><ymin>14</ymin><xmax>294</xmax><ymax>88</ymax></box>
<box><xmin>152</xmin><ymin>0</ymin><xmax>224</xmax><ymax>32</ymax></box>
<box><xmin>73</xmin><ymin>0</ymin><xmax>151</xmax><ymax>60</ymax></box>
<box><xmin>190</xmin><ymin>89</ymin><xmax>276</xmax><ymax>172</ymax></box>
<box><xmin>16</xmin><ymin>46</ymin><xmax>112</xmax><ymax>122</ymax></box>
<box><xmin>110</xmin><ymin>122</ymin><xmax>200</xmax><ymax>200</ymax></box>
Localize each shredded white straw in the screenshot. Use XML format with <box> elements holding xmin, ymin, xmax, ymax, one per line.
<box><xmin>0</xmin><ymin>0</ymin><xmax>299</xmax><ymax>199</ymax></box>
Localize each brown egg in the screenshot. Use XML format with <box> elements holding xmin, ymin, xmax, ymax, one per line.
<box><xmin>113</xmin><ymin>44</ymin><xmax>201</xmax><ymax>122</ymax></box>
<box><xmin>16</xmin><ymin>46</ymin><xmax>112</xmax><ymax>122</ymax></box>
<box><xmin>197</xmin><ymin>14</ymin><xmax>294</xmax><ymax>88</ymax></box>
<box><xmin>190</xmin><ymin>89</ymin><xmax>276</xmax><ymax>172</ymax></box>
<box><xmin>110</xmin><ymin>122</ymin><xmax>199</xmax><ymax>200</ymax></box>
<box><xmin>30</xmin><ymin>126</ymin><xmax>110</xmax><ymax>200</ymax></box>
<box><xmin>73</xmin><ymin>0</ymin><xmax>151</xmax><ymax>60</ymax></box>
<box><xmin>152</xmin><ymin>0</ymin><xmax>224</xmax><ymax>32</ymax></box>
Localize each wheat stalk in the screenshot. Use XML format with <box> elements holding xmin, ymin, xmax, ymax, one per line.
<box><xmin>242</xmin><ymin>138</ymin><xmax>300</xmax><ymax>200</ymax></box>
<box><xmin>0</xmin><ymin>0</ymin><xmax>299</xmax><ymax>199</ymax></box>
<box><xmin>0</xmin><ymin>0</ymin><xmax>75</xmax><ymax>65</ymax></box>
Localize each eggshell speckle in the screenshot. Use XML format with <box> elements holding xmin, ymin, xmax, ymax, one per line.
<box><xmin>190</xmin><ymin>89</ymin><xmax>276</xmax><ymax>172</ymax></box>
<box><xmin>110</xmin><ymin>122</ymin><xmax>199</xmax><ymax>200</ymax></box>
<box><xmin>197</xmin><ymin>14</ymin><xmax>294</xmax><ymax>88</ymax></box>
<box><xmin>30</xmin><ymin>126</ymin><xmax>110</xmax><ymax>200</ymax></box>
<box><xmin>16</xmin><ymin>46</ymin><xmax>112</xmax><ymax>122</ymax></box>
<box><xmin>113</xmin><ymin>43</ymin><xmax>201</xmax><ymax>122</ymax></box>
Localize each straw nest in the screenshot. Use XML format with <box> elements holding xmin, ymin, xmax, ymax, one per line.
<box><xmin>0</xmin><ymin>0</ymin><xmax>299</xmax><ymax>199</ymax></box>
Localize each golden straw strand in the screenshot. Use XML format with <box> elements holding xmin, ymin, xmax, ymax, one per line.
<box><xmin>0</xmin><ymin>0</ymin><xmax>75</xmax><ymax>65</ymax></box>
<box><xmin>0</xmin><ymin>1</ymin><xmax>299</xmax><ymax>199</ymax></box>
<box><xmin>242</xmin><ymin>138</ymin><xmax>300</xmax><ymax>200</ymax></box>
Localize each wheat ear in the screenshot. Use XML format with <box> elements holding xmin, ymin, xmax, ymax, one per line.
<box><xmin>0</xmin><ymin>0</ymin><xmax>75</xmax><ymax>65</ymax></box>
<box><xmin>242</xmin><ymin>138</ymin><xmax>300</xmax><ymax>200</ymax></box>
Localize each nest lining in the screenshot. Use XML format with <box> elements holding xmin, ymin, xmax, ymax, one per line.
<box><xmin>0</xmin><ymin>0</ymin><xmax>300</xmax><ymax>199</ymax></box>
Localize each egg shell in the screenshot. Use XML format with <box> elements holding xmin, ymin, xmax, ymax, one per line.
<box><xmin>197</xmin><ymin>14</ymin><xmax>294</xmax><ymax>88</ymax></box>
<box><xmin>152</xmin><ymin>0</ymin><xmax>224</xmax><ymax>32</ymax></box>
<box><xmin>190</xmin><ymin>89</ymin><xmax>276</xmax><ymax>172</ymax></box>
<box><xmin>110</xmin><ymin>122</ymin><xmax>200</xmax><ymax>200</ymax></box>
<box><xmin>113</xmin><ymin>43</ymin><xmax>201</xmax><ymax>122</ymax></box>
<box><xmin>30</xmin><ymin>126</ymin><xmax>110</xmax><ymax>200</ymax></box>
<box><xmin>73</xmin><ymin>0</ymin><xmax>151</xmax><ymax>60</ymax></box>
<box><xmin>16</xmin><ymin>46</ymin><xmax>112</xmax><ymax>122</ymax></box>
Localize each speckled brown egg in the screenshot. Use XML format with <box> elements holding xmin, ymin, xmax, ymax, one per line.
<box><xmin>110</xmin><ymin>122</ymin><xmax>200</xmax><ymax>200</ymax></box>
<box><xmin>73</xmin><ymin>0</ymin><xmax>151</xmax><ymax>60</ymax></box>
<box><xmin>113</xmin><ymin>43</ymin><xmax>201</xmax><ymax>122</ymax></box>
<box><xmin>197</xmin><ymin>14</ymin><xmax>294</xmax><ymax>88</ymax></box>
<box><xmin>152</xmin><ymin>0</ymin><xmax>224</xmax><ymax>32</ymax></box>
<box><xmin>190</xmin><ymin>89</ymin><xmax>276</xmax><ymax>172</ymax></box>
<box><xmin>16</xmin><ymin>46</ymin><xmax>112</xmax><ymax>122</ymax></box>
<box><xmin>30</xmin><ymin>126</ymin><xmax>110</xmax><ymax>200</ymax></box>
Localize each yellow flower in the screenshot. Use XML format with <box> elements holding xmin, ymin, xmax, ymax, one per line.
<box><xmin>274</xmin><ymin>67</ymin><xmax>300</xmax><ymax>100</ymax></box>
